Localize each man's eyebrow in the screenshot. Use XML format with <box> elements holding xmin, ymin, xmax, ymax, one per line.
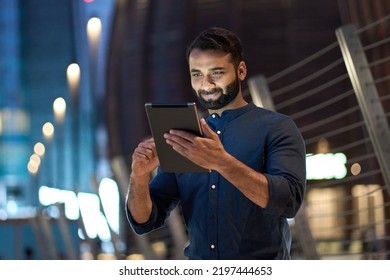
<box><xmin>190</xmin><ymin>67</ymin><xmax>226</xmax><ymax>72</ymax></box>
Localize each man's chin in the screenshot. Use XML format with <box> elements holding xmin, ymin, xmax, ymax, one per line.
<box><xmin>200</xmin><ymin>100</ymin><xmax>225</xmax><ymax>110</ymax></box>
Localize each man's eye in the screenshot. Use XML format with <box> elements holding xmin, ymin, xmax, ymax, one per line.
<box><xmin>212</xmin><ymin>71</ymin><xmax>224</xmax><ymax>76</ymax></box>
<box><xmin>192</xmin><ymin>72</ymin><xmax>203</xmax><ymax>77</ymax></box>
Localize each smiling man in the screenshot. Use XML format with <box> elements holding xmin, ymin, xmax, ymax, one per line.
<box><xmin>126</xmin><ymin>27</ymin><xmax>307</xmax><ymax>260</ymax></box>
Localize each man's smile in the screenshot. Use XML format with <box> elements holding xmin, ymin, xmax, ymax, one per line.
<box><xmin>201</xmin><ymin>91</ymin><xmax>222</xmax><ymax>101</ymax></box>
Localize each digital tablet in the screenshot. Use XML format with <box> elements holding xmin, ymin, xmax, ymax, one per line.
<box><xmin>145</xmin><ymin>102</ymin><xmax>210</xmax><ymax>173</ymax></box>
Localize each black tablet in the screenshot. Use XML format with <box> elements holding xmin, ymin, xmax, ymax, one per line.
<box><xmin>145</xmin><ymin>102</ymin><xmax>210</xmax><ymax>173</ymax></box>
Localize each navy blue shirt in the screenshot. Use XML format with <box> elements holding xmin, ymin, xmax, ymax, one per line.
<box><xmin>127</xmin><ymin>102</ymin><xmax>306</xmax><ymax>259</ymax></box>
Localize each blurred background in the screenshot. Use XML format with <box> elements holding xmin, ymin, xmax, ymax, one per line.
<box><xmin>1</xmin><ymin>0</ymin><xmax>390</xmax><ymax>260</ymax></box>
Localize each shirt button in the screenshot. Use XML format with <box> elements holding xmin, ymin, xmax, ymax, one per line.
<box><xmin>212</xmin><ymin>114</ymin><xmax>216</xmax><ymax>118</ymax></box>
<box><xmin>211</xmin><ymin>185</ymin><xmax>216</xmax><ymax>189</ymax></box>
<box><xmin>217</xmin><ymin>130</ymin><xmax>221</xmax><ymax>135</ymax></box>
<box><xmin>210</xmin><ymin>244</ymin><xmax>215</xmax><ymax>250</ymax></box>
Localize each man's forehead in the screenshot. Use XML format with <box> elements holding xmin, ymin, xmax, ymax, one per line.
<box><xmin>189</xmin><ymin>48</ymin><xmax>230</xmax><ymax>59</ymax></box>
<box><xmin>188</xmin><ymin>49</ymin><xmax>233</xmax><ymax>69</ymax></box>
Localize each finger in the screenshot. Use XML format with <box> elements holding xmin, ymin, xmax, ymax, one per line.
<box><xmin>139</xmin><ymin>139</ymin><xmax>157</xmax><ymax>155</ymax></box>
<box><xmin>144</xmin><ymin>137</ymin><xmax>155</xmax><ymax>145</ymax></box>
<box><xmin>139</xmin><ymin>138</ymin><xmax>155</xmax><ymax>148</ymax></box>
<box><xmin>164</xmin><ymin>135</ymin><xmax>186</xmax><ymax>152</ymax></box>
<box><xmin>167</xmin><ymin>129</ymin><xmax>195</xmax><ymax>143</ymax></box>
<box><xmin>136</xmin><ymin>144</ymin><xmax>156</xmax><ymax>161</ymax></box>
<box><xmin>133</xmin><ymin>150</ymin><xmax>151</xmax><ymax>163</ymax></box>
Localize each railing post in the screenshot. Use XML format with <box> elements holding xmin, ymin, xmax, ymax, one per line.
<box><xmin>336</xmin><ymin>24</ymin><xmax>390</xmax><ymax>194</ymax></box>
<box><xmin>247</xmin><ymin>74</ymin><xmax>275</xmax><ymax>109</ymax></box>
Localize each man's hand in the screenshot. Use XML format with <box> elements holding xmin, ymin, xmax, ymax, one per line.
<box><xmin>164</xmin><ymin>118</ymin><xmax>227</xmax><ymax>170</ymax></box>
<box><xmin>128</xmin><ymin>138</ymin><xmax>158</xmax><ymax>224</ymax></box>
<box><xmin>131</xmin><ymin>138</ymin><xmax>160</xmax><ymax>177</ymax></box>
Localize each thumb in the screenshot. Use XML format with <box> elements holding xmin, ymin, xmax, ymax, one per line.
<box><xmin>200</xmin><ymin>118</ymin><xmax>218</xmax><ymax>140</ymax></box>
<box><xmin>150</xmin><ymin>155</ymin><xmax>160</xmax><ymax>168</ymax></box>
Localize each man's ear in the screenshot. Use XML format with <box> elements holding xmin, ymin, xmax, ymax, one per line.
<box><xmin>237</xmin><ymin>61</ymin><xmax>247</xmax><ymax>81</ymax></box>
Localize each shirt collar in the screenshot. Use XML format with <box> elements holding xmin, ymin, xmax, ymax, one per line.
<box><xmin>208</xmin><ymin>102</ymin><xmax>255</xmax><ymax>120</ymax></box>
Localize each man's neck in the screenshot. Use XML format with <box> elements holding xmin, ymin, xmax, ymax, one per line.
<box><xmin>208</xmin><ymin>95</ymin><xmax>248</xmax><ymax>116</ymax></box>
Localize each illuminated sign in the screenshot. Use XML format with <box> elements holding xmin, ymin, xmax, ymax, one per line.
<box><xmin>306</xmin><ymin>153</ymin><xmax>347</xmax><ymax>180</ymax></box>
<box><xmin>38</xmin><ymin>177</ymin><xmax>119</xmax><ymax>241</ymax></box>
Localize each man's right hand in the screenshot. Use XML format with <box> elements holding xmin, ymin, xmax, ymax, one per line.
<box><xmin>131</xmin><ymin>138</ymin><xmax>160</xmax><ymax>178</ymax></box>
<box><xmin>128</xmin><ymin>138</ymin><xmax>158</xmax><ymax>224</ymax></box>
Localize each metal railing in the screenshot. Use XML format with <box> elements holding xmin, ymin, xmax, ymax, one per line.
<box><xmin>248</xmin><ymin>15</ymin><xmax>390</xmax><ymax>260</ymax></box>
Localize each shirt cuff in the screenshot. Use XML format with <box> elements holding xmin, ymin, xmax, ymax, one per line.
<box><xmin>263</xmin><ymin>173</ymin><xmax>292</xmax><ymax>217</ymax></box>
<box><xmin>125</xmin><ymin>198</ymin><xmax>158</xmax><ymax>234</ymax></box>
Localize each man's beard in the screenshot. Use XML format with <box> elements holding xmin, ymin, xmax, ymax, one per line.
<box><xmin>194</xmin><ymin>77</ymin><xmax>240</xmax><ymax>110</ymax></box>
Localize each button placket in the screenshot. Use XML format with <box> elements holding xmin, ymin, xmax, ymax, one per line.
<box><xmin>208</xmin><ymin>170</ymin><xmax>219</xmax><ymax>258</ymax></box>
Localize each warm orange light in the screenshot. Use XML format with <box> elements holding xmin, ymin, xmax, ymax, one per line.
<box><xmin>87</xmin><ymin>17</ymin><xmax>102</xmax><ymax>55</ymax></box>
<box><xmin>27</xmin><ymin>161</ymin><xmax>39</xmax><ymax>174</ymax></box>
<box><xmin>67</xmin><ymin>63</ymin><xmax>80</xmax><ymax>99</ymax></box>
<box><xmin>53</xmin><ymin>97</ymin><xmax>66</xmax><ymax>125</ymax></box>
<box><xmin>351</xmin><ymin>163</ymin><xmax>362</xmax><ymax>176</ymax></box>
<box><xmin>34</xmin><ymin>142</ymin><xmax>45</xmax><ymax>157</ymax></box>
<box><xmin>28</xmin><ymin>153</ymin><xmax>41</xmax><ymax>175</ymax></box>
<box><xmin>30</xmin><ymin>154</ymin><xmax>41</xmax><ymax>166</ymax></box>
<box><xmin>42</xmin><ymin>122</ymin><xmax>54</xmax><ymax>142</ymax></box>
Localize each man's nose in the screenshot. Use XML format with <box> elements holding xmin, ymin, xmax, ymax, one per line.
<box><xmin>201</xmin><ymin>76</ymin><xmax>215</xmax><ymax>89</ymax></box>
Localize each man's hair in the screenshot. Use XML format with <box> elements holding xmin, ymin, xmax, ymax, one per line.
<box><xmin>186</xmin><ymin>27</ymin><xmax>244</xmax><ymax>68</ymax></box>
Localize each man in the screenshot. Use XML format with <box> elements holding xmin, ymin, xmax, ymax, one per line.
<box><xmin>126</xmin><ymin>27</ymin><xmax>306</xmax><ymax>259</ymax></box>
